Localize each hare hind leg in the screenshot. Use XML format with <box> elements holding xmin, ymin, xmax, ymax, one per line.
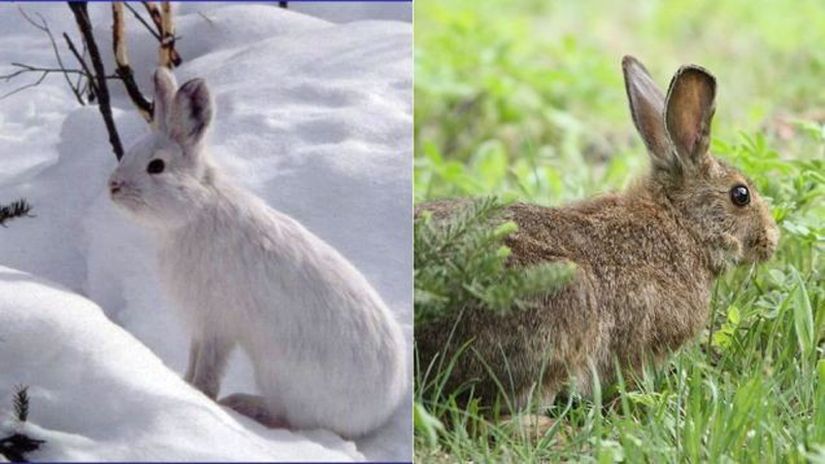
<box><xmin>219</xmin><ymin>393</ymin><xmax>288</xmax><ymax>429</ymax></box>
<box><xmin>184</xmin><ymin>339</ymin><xmax>200</xmax><ymax>383</ymax></box>
<box><xmin>189</xmin><ymin>336</ymin><xmax>234</xmax><ymax>400</ymax></box>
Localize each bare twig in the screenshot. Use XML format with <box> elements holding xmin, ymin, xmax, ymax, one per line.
<box><xmin>68</xmin><ymin>2</ymin><xmax>124</xmax><ymax>160</ymax></box>
<box><xmin>0</xmin><ymin>9</ymin><xmax>105</xmax><ymax>103</ymax></box>
<box><xmin>197</xmin><ymin>11</ymin><xmax>215</xmax><ymax>25</ymax></box>
<box><xmin>1</xmin><ymin>63</ymin><xmax>117</xmax><ymax>80</ymax></box>
<box><xmin>123</xmin><ymin>2</ymin><xmax>162</xmax><ymax>41</ymax></box>
<box><xmin>16</xmin><ymin>7</ymin><xmax>85</xmax><ymax>104</ymax></box>
<box><xmin>112</xmin><ymin>2</ymin><xmax>152</xmax><ymax>121</ymax></box>
<box><xmin>63</xmin><ymin>32</ymin><xmax>98</xmax><ymax>96</ymax></box>
<box><xmin>142</xmin><ymin>1</ymin><xmax>163</xmax><ymax>34</ymax></box>
<box><xmin>78</xmin><ymin>39</ymin><xmax>92</xmax><ymax>101</ymax></box>
<box><xmin>0</xmin><ymin>72</ymin><xmax>47</xmax><ymax>101</ymax></box>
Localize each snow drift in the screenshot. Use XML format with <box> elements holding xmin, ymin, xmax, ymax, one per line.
<box><xmin>0</xmin><ymin>267</ymin><xmax>359</xmax><ymax>461</ymax></box>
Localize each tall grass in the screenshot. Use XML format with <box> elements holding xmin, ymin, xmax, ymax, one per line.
<box><xmin>414</xmin><ymin>0</ymin><xmax>825</xmax><ymax>461</ymax></box>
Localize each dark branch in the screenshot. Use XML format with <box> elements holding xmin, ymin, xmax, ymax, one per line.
<box><xmin>63</xmin><ymin>33</ymin><xmax>98</xmax><ymax>96</ymax></box>
<box><xmin>142</xmin><ymin>1</ymin><xmax>164</xmax><ymax>34</ymax></box>
<box><xmin>68</xmin><ymin>2</ymin><xmax>124</xmax><ymax>160</ymax></box>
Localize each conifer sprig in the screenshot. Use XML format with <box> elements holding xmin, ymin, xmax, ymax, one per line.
<box><xmin>0</xmin><ymin>199</ymin><xmax>33</xmax><ymax>227</ymax></box>
<box><xmin>414</xmin><ymin>197</ymin><xmax>575</xmax><ymax>325</ymax></box>
<box><xmin>0</xmin><ymin>385</ymin><xmax>45</xmax><ymax>462</ymax></box>
<box><xmin>13</xmin><ymin>385</ymin><xmax>30</xmax><ymax>422</ymax></box>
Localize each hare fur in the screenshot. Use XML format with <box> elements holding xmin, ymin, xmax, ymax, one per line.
<box><xmin>416</xmin><ymin>56</ymin><xmax>779</xmax><ymax>412</ymax></box>
<box><xmin>109</xmin><ymin>68</ymin><xmax>407</xmax><ymax>438</ymax></box>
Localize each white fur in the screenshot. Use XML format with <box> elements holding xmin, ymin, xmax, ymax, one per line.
<box><xmin>109</xmin><ymin>68</ymin><xmax>407</xmax><ymax>438</ymax></box>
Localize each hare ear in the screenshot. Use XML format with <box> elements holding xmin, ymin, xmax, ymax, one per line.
<box><xmin>622</xmin><ymin>56</ymin><xmax>672</xmax><ymax>172</ymax></box>
<box><xmin>169</xmin><ymin>78</ymin><xmax>213</xmax><ymax>149</ymax></box>
<box><xmin>152</xmin><ymin>67</ymin><xmax>177</xmax><ymax>133</ymax></box>
<box><xmin>664</xmin><ymin>65</ymin><xmax>716</xmax><ymax>167</ymax></box>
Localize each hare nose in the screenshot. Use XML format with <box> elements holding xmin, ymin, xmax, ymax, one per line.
<box><xmin>109</xmin><ymin>179</ymin><xmax>123</xmax><ymax>194</ymax></box>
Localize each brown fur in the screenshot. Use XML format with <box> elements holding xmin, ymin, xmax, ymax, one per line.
<box><xmin>415</xmin><ymin>56</ymin><xmax>778</xmax><ymax>412</ymax></box>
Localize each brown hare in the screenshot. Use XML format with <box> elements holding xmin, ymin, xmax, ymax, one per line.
<box><xmin>416</xmin><ymin>56</ymin><xmax>779</xmax><ymax>414</ymax></box>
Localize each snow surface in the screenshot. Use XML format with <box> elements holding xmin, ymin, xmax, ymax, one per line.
<box><xmin>0</xmin><ymin>267</ymin><xmax>359</xmax><ymax>461</ymax></box>
<box><xmin>0</xmin><ymin>3</ymin><xmax>411</xmax><ymax>462</ymax></box>
<box><xmin>282</xmin><ymin>2</ymin><xmax>412</xmax><ymax>23</ymax></box>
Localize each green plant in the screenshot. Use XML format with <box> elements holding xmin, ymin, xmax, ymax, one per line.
<box><xmin>414</xmin><ymin>196</ymin><xmax>574</xmax><ymax>325</ymax></box>
<box><xmin>414</xmin><ymin>1</ymin><xmax>825</xmax><ymax>461</ymax></box>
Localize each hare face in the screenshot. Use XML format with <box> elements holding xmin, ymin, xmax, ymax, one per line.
<box><xmin>109</xmin><ymin>68</ymin><xmax>215</xmax><ymax>230</ymax></box>
<box><xmin>670</xmin><ymin>158</ymin><xmax>779</xmax><ymax>269</ymax></box>
<box><xmin>109</xmin><ymin>131</ymin><xmax>210</xmax><ymax>229</ymax></box>
<box><xmin>623</xmin><ymin>56</ymin><xmax>778</xmax><ymax>272</ymax></box>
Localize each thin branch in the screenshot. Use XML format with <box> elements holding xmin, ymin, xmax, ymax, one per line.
<box><xmin>1</xmin><ymin>63</ymin><xmax>118</xmax><ymax>80</ymax></box>
<box><xmin>17</xmin><ymin>7</ymin><xmax>84</xmax><ymax>104</ymax></box>
<box><xmin>16</xmin><ymin>7</ymin><xmax>47</xmax><ymax>33</ymax></box>
<box><xmin>68</xmin><ymin>2</ymin><xmax>124</xmax><ymax>160</ymax></box>
<box><xmin>74</xmin><ymin>62</ymin><xmax>85</xmax><ymax>92</ymax></box>
<box><xmin>142</xmin><ymin>1</ymin><xmax>163</xmax><ymax>34</ymax></box>
<box><xmin>63</xmin><ymin>32</ymin><xmax>98</xmax><ymax>96</ymax></box>
<box><xmin>123</xmin><ymin>2</ymin><xmax>161</xmax><ymax>41</ymax></box>
<box><xmin>112</xmin><ymin>2</ymin><xmax>152</xmax><ymax>121</ymax></box>
<box><xmin>197</xmin><ymin>11</ymin><xmax>215</xmax><ymax>25</ymax></box>
<box><xmin>78</xmin><ymin>39</ymin><xmax>91</xmax><ymax>100</ymax></box>
<box><xmin>0</xmin><ymin>61</ymin><xmax>117</xmax><ymax>101</ymax></box>
<box><xmin>0</xmin><ymin>71</ymin><xmax>47</xmax><ymax>101</ymax></box>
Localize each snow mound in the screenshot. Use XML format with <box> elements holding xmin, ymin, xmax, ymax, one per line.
<box><xmin>0</xmin><ymin>266</ymin><xmax>359</xmax><ymax>462</ymax></box>
<box><xmin>0</xmin><ymin>3</ymin><xmax>411</xmax><ymax>461</ymax></box>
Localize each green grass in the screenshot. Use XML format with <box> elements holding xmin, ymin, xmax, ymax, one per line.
<box><xmin>414</xmin><ymin>0</ymin><xmax>825</xmax><ymax>462</ymax></box>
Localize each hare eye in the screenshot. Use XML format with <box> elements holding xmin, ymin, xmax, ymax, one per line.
<box><xmin>730</xmin><ymin>185</ymin><xmax>750</xmax><ymax>206</ymax></box>
<box><xmin>147</xmin><ymin>159</ymin><xmax>165</xmax><ymax>174</ymax></box>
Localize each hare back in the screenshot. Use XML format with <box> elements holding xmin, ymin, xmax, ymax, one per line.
<box><xmin>157</xmin><ymin>187</ymin><xmax>407</xmax><ymax>426</ymax></box>
<box><xmin>416</xmin><ymin>196</ymin><xmax>713</xmax><ymax>408</ymax></box>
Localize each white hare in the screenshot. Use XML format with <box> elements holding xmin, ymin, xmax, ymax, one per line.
<box><xmin>108</xmin><ymin>68</ymin><xmax>407</xmax><ymax>438</ymax></box>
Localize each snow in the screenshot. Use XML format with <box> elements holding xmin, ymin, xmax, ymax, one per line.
<box><xmin>0</xmin><ymin>267</ymin><xmax>359</xmax><ymax>461</ymax></box>
<box><xmin>282</xmin><ymin>3</ymin><xmax>412</xmax><ymax>23</ymax></box>
<box><xmin>0</xmin><ymin>3</ymin><xmax>411</xmax><ymax>462</ymax></box>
